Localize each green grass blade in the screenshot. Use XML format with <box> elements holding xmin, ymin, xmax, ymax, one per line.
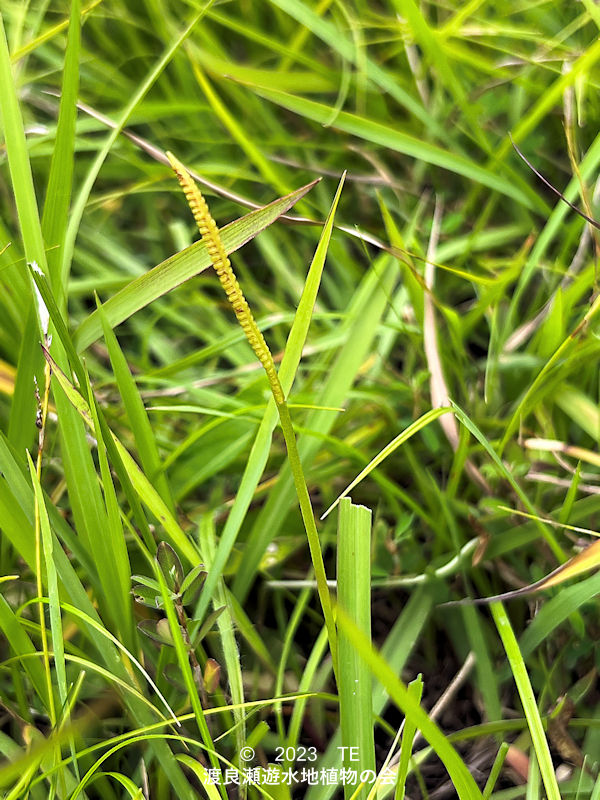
<box><xmin>337</xmin><ymin>498</ymin><xmax>376</xmax><ymax>799</ymax></box>
<box><xmin>395</xmin><ymin>675</ymin><xmax>424</xmax><ymax>800</ymax></box>
<box><xmin>242</xmin><ymin>83</ymin><xmax>540</xmax><ymax>209</ymax></box>
<box><xmin>335</xmin><ymin>607</ymin><xmax>483</xmax><ymax>800</ymax></box>
<box><xmin>84</xmin><ymin>369</ymin><xmax>135</xmax><ymax>644</ymax></box>
<box><xmin>233</xmin><ymin>255</ymin><xmax>398</xmax><ymax>600</ymax></box>
<box><xmin>450</xmin><ymin>400</ymin><xmax>565</xmax><ymax>562</ymax></box>
<box><xmin>489</xmin><ymin>603</ymin><xmax>561</xmax><ymax>800</ymax></box>
<box><xmin>197</xmin><ymin>514</ymin><xmax>246</xmax><ymax>768</ymax></box>
<box><xmin>0</xmin><ymin>13</ymin><xmax>47</xmax><ymax>272</ymax></box>
<box><xmin>98</xmin><ymin>301</ymin><xmax>175</xmax><ymax>513</ymax></box>
<box><xmin>58</xmin><ymin>8</ymin><xmax>207</xmax><ymax>299</ymax></box>
<box><xmin>321</xmin><ymin>407</ymin><xmax>452</xmax><ymax>520</ymax></box>
<box><xmin>0</xmin><ymin>594</ymin><xmax>49</xmax><ymax>711</ymax></box>
<box><xmin>26</xmin><ymin>452</ymin><xmax>71</xmax><ymax>767</ymax></box>
<box><xmin>0</xmin><ymin>13</ymin><xmax>47</xmax><ymax>452</ymax></box>
<box><xmin>153</xmin><ymin>559</ymin><xmax>224</xmax><ymax>794</ymax></box>
<box><xmin>267</xmin><ymin>0</ymin><xmax>446</xmax><ymax>136</ymax></box>
<box><xmin>40</xmin><ymin>0</ymin><xmax>80</xmax><ymax>295</ymax></box>
<box><xmin>43</xmin><ymin>348</ymin><xmax>200</xmax><ymax>565</ymax></box>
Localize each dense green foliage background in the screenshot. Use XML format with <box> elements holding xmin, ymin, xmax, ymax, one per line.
<box><xmin>1</xmin><ymin>1</ymin><xmax>600</xmax><ymax>798</ymax></box>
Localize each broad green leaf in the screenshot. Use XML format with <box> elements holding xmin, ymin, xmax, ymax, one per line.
<box><xmin>157</xmin><ymin>542</ymin><xmax>184</xmax><ymax>592</ymax></box>
<box><xmin>337</xmin><ymin>499</ymin><xmax>376</xmax><ymax>796</ymax></box>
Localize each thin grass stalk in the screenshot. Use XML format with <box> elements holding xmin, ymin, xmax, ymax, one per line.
<box><xmin>167</xmin><ymin>151</ymin><xmax>338</xmax><ymax>674</ymax></box>
<box><xmin>482</xmin><ymin>743</ymin><xmax>509</xmax><ymax>800</ymax></box>
<box><xmin>32</xmin><ymin>347</ymin><xmax>55</xmax><ymax>725</ymax></box>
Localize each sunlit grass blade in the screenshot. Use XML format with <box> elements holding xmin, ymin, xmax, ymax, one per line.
<box><xmin>98</xmin><ymin>300</ymin><xmax>175</xmax><ymax>513</ymax></box>
<box><xmin>0</xmin><ymin>13</ymin><xmax>48</xmax><ymax>452</ymax></box>
<box><xmin>266</xmin><ymin>0</ymin><xmax>447</xmax><ymax>136</ymax></box>
<box><xmin>40</xmin><ymin>0</ymin><xmax>80</xmax><ymax>295</ymax></box>
<box><xmin>10</xmin><ymin>0</ymin><xmax>100</xmax><ymax>62</ymax></box>
<box><xmin>239</xmin><ymin>83</ymin><xmax>539</xmax><ymax>208</ymax></box>
<box><xmin>0</xmin><ymin>593</ymin><xmax>49</xmax><ymax>711</ymax></box>
<box><xmin>26</xmin><ymin>452</ymin><xmax>71</xmax><ymax>781</ymax></box>
<box><xmin>42</xmin><ymin>347</ymin><xmax>200</xmax><ymax>565</ymax></box>
<box><xmin>450</xmin><ymin>401</ymin><xmax>565</xmax><ymax>562</ymax></box>
<box><xmin>58</xmin><ymin>7</ymin><xmax>207</xmax><ymax>300</ymax></box>
<box><xmin>394</xmin><ymin>674</ymin><xmax>424</xmax><ymax>800</ymax></box>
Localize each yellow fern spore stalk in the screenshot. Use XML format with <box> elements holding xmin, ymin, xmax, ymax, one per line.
<box><xmin>167</xmin><ymin>152</ymin><xmax>338</xmax><ymax>675</ymax></box>
<box><xmin>167</xmin><ymin>152</ymin><xmax>284</xmax><ymax>404</ymax></box>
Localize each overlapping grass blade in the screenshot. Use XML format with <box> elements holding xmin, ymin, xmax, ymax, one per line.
<box><xmin>335</xmin><ymin>608</ymin><xmax>483</xmax><ymax>800</ymax></box>
<box><xmin>58</xmin><ymin>7</ymin><xmax>207</xmax><ymax>299</ymax></box>
<box><xmin>239</xmin><ymin>83</ymin><xmax>539</xmax><ymax>209</ymax></box>
<box><xmin>233</xmin><ymin>254</ymin><xmax>398</xmax><ymax>600</ymax></box>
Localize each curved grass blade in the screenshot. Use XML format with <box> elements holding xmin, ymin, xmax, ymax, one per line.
<box><xmin>240</xmin><ymin>83</ymin><xmax>538</xmax><ymax>209</ymax></box>
<box><xmin>489</xmin><ymin>603</ymin><xmax>561</xmax><ymax>800</ymax></box>
<box><xmin>321</xmin><ymin>407</ymin><xmax>452</xmax><ymax>520</ymax></box>
<box><xmin>444</xmin><ymin>538</ymin><xmax>600</xmax><ymax>607</ymax></box>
